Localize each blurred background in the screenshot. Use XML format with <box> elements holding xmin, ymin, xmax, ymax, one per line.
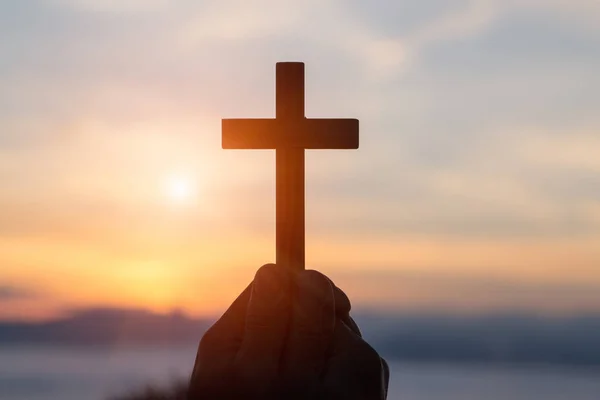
<box><xmin>1</xmin><ymin>0</ymin><xmax>599</xmax><ymax>399</ymax></box>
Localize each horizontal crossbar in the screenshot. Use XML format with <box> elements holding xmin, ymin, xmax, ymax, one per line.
<box><xmin>222</xmin><ymin>118</ymin><xmax>359</xmax><ymax>149</ymax></box>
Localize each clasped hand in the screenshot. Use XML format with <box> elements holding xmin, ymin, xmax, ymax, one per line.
<box><xmin>188</xmin><ymin>264</ymin><xmax>389</xmax><ymax>399</ymax></box>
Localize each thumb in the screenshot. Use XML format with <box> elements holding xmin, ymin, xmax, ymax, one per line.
<box><xmin>189</xmin><ymin>282</ymin><xmax>252</xmax><ymax>396</ymax></box>
<box><xmin>235</xmin><ymin>264</ymin><xmax>292</xmax><ymax>392</ymax></box>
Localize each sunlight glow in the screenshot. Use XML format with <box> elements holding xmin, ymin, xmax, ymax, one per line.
<box><xmin>164</xmin><ymin>173</ymin><xmax>196</xmax><ymax>203</ymax></box>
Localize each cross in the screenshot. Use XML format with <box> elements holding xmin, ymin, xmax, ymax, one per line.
<box><xmin>222</xmin><ymin>62</ymin><xmax>359</xmax><ymax>271</ymax></box>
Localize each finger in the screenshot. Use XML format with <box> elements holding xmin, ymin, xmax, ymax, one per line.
<box><xmin>282</xmin><ymin>270</ymin><xmax>335</xmax><ymax>391</ymax></box>
<box><xmin>189</xmin><ymin>282</ymin><xmax>252</xmax><ymax>397</ymax></box>
<box><xmin>193</xmin><ymin>283</ymin><xmax>252</xmax><ymax>369</ymax></box>
<box><xmin>235</xmin><ymin>264</ymin><xmax>292</xmax><ymax>389</ymax></box>
<box><xmin>342</xmin><ymin>315</ymin><xmax>362</xmax><ymax>337</ymax></box>
<box><xmin>328</xmin><ymin>277</ymin><xmax>362</xmax><ymax>337</ymax></box>
<box><xmin>323</xmin><ymin>320</ymin><xmax>387</xmax><ymax>400</ymax></box>
<box><xmin>332</xmin><ymin>281</ymin><xmax>351</xmax><ymax>315</ymax></box>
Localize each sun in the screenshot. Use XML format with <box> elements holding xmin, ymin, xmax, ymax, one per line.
<box><xmin>164</xmin><ymin>173</ymin><xmax>196</xmax><ymax>203</ymax></box>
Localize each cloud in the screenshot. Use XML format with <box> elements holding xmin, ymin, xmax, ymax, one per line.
<box><xmin>331</xmin><ymin>268</ymin><xmax>600</xmax><ymax>313</ymax></box>
<box><xmin>405</xmin><ymin>0</ymin><xmax>497</xmax><ymax>51</ymax></box>
<box><xmin>1</xmin><ymin>0</ymin><xmax>599</xmax><ymax>241</ymax></box>
<box><xmin>47</xmin><ymin>0</ymin><xmax>169</xmax><ymax>13</ymax></box>
<box><xmin>342</xmin><ymin>0</ymin><xmax>600</xmax><ymax>79</ymax></box>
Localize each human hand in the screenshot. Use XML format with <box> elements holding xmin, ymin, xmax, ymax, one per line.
<box><xmin>188</xmin><ymin>264</ymin><xmax>389</xmax><ymax>399</ymax></box>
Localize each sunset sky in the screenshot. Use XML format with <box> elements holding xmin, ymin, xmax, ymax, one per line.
<box><xmin>1</xmin><ymin>0</ymin><xmax>599</xmax><ymax>320</ymax></box>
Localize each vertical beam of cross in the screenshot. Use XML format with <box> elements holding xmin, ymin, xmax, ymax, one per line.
<box><xmin>222</xmin><ymin>62</ymin><xmax>359</xmax><ymax>271</ymax></box>
<box><xmin>275</xmin><ymin>63</ymin><xmax>305</xmax><ymax>271</ymax></box>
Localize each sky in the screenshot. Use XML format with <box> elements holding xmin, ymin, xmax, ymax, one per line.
<box><xmin>1</xmin><ymin>0</ymin><xmax>599</xmax><ymax>320</ymax></box>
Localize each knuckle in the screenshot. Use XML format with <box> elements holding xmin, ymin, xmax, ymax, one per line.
<box><xmin>343</xmin><ymin>316</ymin><xmax>362</xmax><ymax>337</ymax></box>
<box><xmin>334</xmin><ymin>284</ymin><xmax>352</xmax><ymax>312</ymax></box>
<box><xmin>252</xmin><ymin>264</ymin><xmax>290</xmax><ymax>299</ymax></box>
<box><xmin>300</xmin><ymin>269</ymin><xmax>329</xmax><ymax>287</ymax></box>
<box><xmin>254</xmin><ymin>263</ymin><xmax>278</xmax><ymax>280</ymax></box>
<box><xmin>297</xmin><ymin>270</ymin><xmax>333</xmax><ymax>300</ymax></box>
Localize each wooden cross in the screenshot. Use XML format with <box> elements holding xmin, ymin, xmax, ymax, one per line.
<box><xmin>222</xmin><ymin>62</ymin><xmax>359</xmax><ymax>271</ymax></box>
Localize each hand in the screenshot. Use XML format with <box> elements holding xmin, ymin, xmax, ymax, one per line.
<box><xmin>188</xmin><ymin>264</ymin><xmax>389</xmax><ymax>400</ymax></box>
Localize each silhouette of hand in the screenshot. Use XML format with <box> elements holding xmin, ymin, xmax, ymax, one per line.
<box><xmin>188</xmin><ymin>264</ymin><xmax>389</xmax><ymax>400</ymax></box>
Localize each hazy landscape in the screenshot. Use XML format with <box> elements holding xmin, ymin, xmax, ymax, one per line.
<box><xmin>2</xmin><ymin>308</ymin><xmax>600</xmax><ymax>367</ymax></box>
<box><xmin>2</xmin><ymin>309</ymin><xmax>600</xmax><ymax>400</ymax></box>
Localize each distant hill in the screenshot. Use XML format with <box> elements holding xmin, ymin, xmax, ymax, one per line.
<box><xmin>355</xmin><ymin>313</ymin><xmax>600</xmax><ymax>367</ymax></box>
<box><xmin>2</xmin><ymin>308</ymin><xmax>600</xmax><ymax>367</ymax></box>
<box><xmin>0</xmin><ymin>308</ymin><xmax>212</xmax><ymax>346</ymax></box>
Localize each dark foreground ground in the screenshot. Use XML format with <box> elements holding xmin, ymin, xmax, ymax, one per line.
<box><xmin>110</xmin><ymin>381</ymin><xmax>187</xmax><ymax>400</ymax></box>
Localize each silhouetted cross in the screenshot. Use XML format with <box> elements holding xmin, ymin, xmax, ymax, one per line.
<box><xmin>222</xmin><ymin>62</ymin><xmax>359</xmax><ymax>270</ymax></box>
